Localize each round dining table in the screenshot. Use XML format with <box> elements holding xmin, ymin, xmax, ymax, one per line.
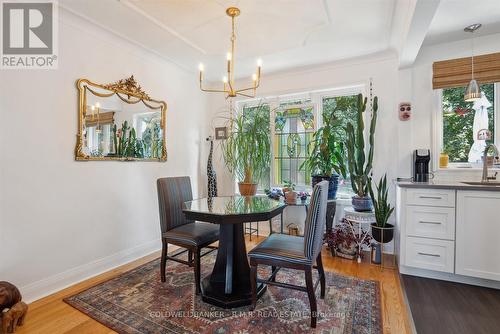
<box><xmin>183</xmin><ymin>196</ymin><xmax>285</xmax><ymax>308</ymax></box>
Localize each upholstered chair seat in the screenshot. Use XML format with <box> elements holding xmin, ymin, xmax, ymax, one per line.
<box><xmin>248</xmin><ymin>234</ymin><xmax>312</xmax><ymax>265</ymax></box>
<box><xmin>163</xmin><ymin>222</ymin><xmax>219</xmax><ymax>247</ymax></box>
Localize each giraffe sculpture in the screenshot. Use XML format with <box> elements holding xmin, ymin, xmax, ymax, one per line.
<box><xmin>207</xmin><ymin>137</ymin><xmax>218</xmax><ymax>198</ymax></box>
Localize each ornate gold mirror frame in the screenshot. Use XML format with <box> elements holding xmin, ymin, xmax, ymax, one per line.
<box><xmin>75</xmin><ymin>76</ymin><xmax>167</xmax><ymax>161</ymax></box>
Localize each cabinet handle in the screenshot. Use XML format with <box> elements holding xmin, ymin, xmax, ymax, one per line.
<box><xmin>419</xmin><ymin>220</ymin><xmax>442</xmax><ymax>225</ymax></box>
<box><xmin>418</xmin><ymin>252</ymin><xmax>440</xmax><ymax>257</ymax></box>
<box><xmin>419</xmin><ymin>196</ymin><xmax>442</xmax><ymax>200</ymax></box>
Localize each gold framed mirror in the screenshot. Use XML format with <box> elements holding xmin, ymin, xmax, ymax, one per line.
<box><xmin>75</xmin><ymin>76</ymin><xmax>167</xmax><ymax>161</ymax></box>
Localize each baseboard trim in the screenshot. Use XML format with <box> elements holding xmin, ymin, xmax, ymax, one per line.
<box><xmin>21</xmin><ymin>238</ymin><xmax>162</xmax><ymax>303</ymax></box>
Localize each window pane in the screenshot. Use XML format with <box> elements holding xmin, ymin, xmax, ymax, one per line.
<box><xmin>322</xmin><ymin>95</ymin><xmax>358</xmax><ymax>193</ymax></box>
<box><xmin>273</xmin><ymin>100</ymin><xmax>314</xmax><ymax>188</ymax></box>
<box><xmin>442</xmin><ymin>84</ymin><xmax>495</xmax><ymax>163</ymax></box>
<box><xmin>322</xmin><ymin>95</ymin><xmax>358</xmax><ymax>142</ymax></box>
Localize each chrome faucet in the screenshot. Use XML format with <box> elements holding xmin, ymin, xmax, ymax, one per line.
<box><xmin>482</xmin><ymin>143</ymin><xmax>499</xmax><ymax>182</ymax></box>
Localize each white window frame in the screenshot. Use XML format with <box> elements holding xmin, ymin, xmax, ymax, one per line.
<box><xmin>235</xmin><ymin>83</ymin><xmax>366</xmax><ymax>191</ymax></box>
<box><xmin>433</xmin><ymin>83</ymin><xmax>499</xmax><ymax>170</ymax></box>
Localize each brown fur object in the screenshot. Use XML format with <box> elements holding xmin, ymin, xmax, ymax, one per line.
<box><xmin>0</xmin><ymin>282</ymin><xmax>21</xmax><ymax>311</ymax></box>
<box><xmin>2</xmin><ymin>302</ymin><xmax>28</xmax><ymax>333</ymax></box>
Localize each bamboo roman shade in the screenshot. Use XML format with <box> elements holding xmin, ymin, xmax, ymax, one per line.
<box><xmin>85</xmin><ymin>111</ymin><xmax>115</xmax><ymax>127</ymax></box>
<box><xmin>432</xmin><ymin>52</ymin><xmax>500</xmax><ymax>89</ymax></box>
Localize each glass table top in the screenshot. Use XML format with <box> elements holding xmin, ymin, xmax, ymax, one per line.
<box><xmin>183</xmin><ymin>196</ymin><xmax>285</xmax><ymax>216</ymax></box>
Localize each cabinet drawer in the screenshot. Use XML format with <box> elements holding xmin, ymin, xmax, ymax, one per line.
<box><xmin>406</xmin><ymin>188</ymin><xmax>455</xmax><ymax>207</ymax></box>
<box><xmin>405</xmin><ymin>237</ymin><xmax>455</xmax><ymax>273</ymax></box>
<box><xmin>406</xmin><ymin>206</ymin><xmax>455</xmax><ymax>240</ymax></box>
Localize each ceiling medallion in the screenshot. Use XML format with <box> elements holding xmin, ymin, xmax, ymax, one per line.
<box><xmin>198</xmin><ymin>7</ymin><xmax>262</xmax><ymax>99</ymax></box>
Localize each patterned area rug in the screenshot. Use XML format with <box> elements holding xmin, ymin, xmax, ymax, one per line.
<box><xmin>65</xmin><ymin>252</ymin><xmax>382</xmax><ymax>334</ymax></box>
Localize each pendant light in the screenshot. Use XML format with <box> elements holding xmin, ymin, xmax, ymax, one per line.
<box><xmin>464</xmin><ymin>23</ymin><xmax>482</xmax><ymax>102</ymax></box>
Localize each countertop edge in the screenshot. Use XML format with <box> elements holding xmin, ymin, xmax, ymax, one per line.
<box><xmin>397</xmin><ymin>182</ymin><xmax>500</xmax><ymax>192</ymax></box>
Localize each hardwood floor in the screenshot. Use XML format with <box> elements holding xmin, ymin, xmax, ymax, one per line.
<box><xmin>14</xmin><ymin>235</ymin><xmax>412</xmax><ymax>334</ymax></box>
<box><xmin>402</xmin><ymin>274</ymin><xmax>500</xmax><ymax>334</ymax></box>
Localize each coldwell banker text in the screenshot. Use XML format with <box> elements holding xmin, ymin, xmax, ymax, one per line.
<box><xmin>1</xmin><ymin>0</ymin><xmax>58</xmax><ymax>69</ymax></box>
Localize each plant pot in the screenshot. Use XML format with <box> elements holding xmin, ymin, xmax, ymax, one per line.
<box><xmin>312</xmin><ymin>174</ymin><xmax>339</xmax><ymax>200</ymax></box>
<box><xmin>238</xmin><ymin>182</ymin><xmax>257</xmax><ymax>196</ymax></box>
<box><xmin>371</xmin><ymin>243</ymin><xmax>382</xmax><ymax>264</ymax></box>
<box><xmin>370</xmin><ymin>223</ymin><xmax>395</xmax><ymax>243</ymax></box>
<box><xmin>352</xmin><ymin>195</ymin><xmax>373</xmax><ymax>212</ymax></box>
<box><xmin>285</xmin><ymin>191</ymin><xmax>297</xmax><ymax>204</ymax></box>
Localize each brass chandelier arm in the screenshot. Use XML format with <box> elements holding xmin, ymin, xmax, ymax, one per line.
<box><xmin>235</xmin><ymin>82</ymin><xmax>260</xmax><ymax>93</ymax></box>
<box><xmin>236</xmin><ymin>91</ymin><xmax>256</xmax><ymax>98</ymax></box>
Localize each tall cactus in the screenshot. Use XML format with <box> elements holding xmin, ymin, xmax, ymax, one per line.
<box><xmin>345</xmin><ymin>94</ymin><xmax>378</xmax><ymax>197</ymax></box>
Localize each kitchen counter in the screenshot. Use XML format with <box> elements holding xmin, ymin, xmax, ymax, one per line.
<box><xmin>397</xmin><ymin>180</ymin><xmax>500</xmax><ymax>191</ymax></box>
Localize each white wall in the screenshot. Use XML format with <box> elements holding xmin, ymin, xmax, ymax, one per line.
<box><xmin>208</xmin><ymin>51</ymin><xmax>401</xmax><ymax>233</ymax></box>
<box><xmin>0</xmin><ymin>8</ymin><xmax>209</xmax><ymax>302</ymax></box>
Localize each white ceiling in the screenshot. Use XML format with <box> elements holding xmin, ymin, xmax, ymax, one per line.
<box><xmin>423</xmin><ymin>0</ymin><xmax>500</xmax><ymax>46</ymax></box>
<box><xmin>61</xmin><ymin>0</ymin><xmax>397</xmax><ymax>80</ymax></box>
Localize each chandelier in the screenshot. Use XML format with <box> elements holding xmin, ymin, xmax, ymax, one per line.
<box><xmin>198</xmin><ymin>7</ymin><xmax>262</xmax><ymax>99</ymax></box>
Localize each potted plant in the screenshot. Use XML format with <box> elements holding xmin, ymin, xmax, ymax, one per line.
<box><xmin>324</xmin><ymin>219</ymin><xmax>372</xmax><ymax>259</ymax></box>
<box><xmin>345</xmin><ymin>94</ymin><xmax>378</xmax><ymax>211</ymax></box>
<box><xmin>368</xmin><ymin>174</ymin><xmax>395</xmax><ymax>244</ymax></box>
<box><xmin>222</xmin><ymin>105</ymin><xmax>271</xmax><ymax>196</ymax></box>
<box><xmin>283</xmin><ymin>180</ymin><xmax>297</xmax><ymax>204</ymax></box>
<box><xmin>300</xmin><ymin>104</ymin><xmax>346</xmax><ymax>200</ymax></box>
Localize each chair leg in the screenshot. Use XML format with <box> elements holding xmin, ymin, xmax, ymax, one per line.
<box><xmin>194</xmin><ymin>248</ymin><xmax>201</xmax><ymax>295</ymax></box>
<box><xmin>188</xmin><ymin>250</ymin><xmax>193</xmax><ymax>267</ymax></box>
<box><xmin>305</xmin><ymin>268</ymin><xmax>317</xmax><ymax>328</ymax></box>
<box><xmin>271</xmin><ymin>266</ymin><xmax>277</xmax><ymax>282</ymax></box>
<box><xmin>316</xmin><ymin>253</ymin><xmax>326</xmax><ymax>299</ymax></box>
<box><xmin>250</xmin><ymin>264</ymin><xmax>258</xmax><ymax>311</ymax></box>
<box><xmin>160</xmin><ymin>239</ymin><xmax>168</xmax><ymax>282</ymax></box>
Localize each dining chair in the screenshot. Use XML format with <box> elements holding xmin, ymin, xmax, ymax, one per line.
<box><xmin>248</xmin><ymin>181</ymin><xmax>328</xmax><ymax>328</ymax></box>
<box><xmin>157</xmin><ymin>176</ymin><xmax>219</xmax><ymax>294</ymax></box>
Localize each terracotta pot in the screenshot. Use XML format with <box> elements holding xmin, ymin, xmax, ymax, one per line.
<box><xmin>285</xmin><ymin>191</ymin><xmax>297</xmax><ymax>204</ymax></box>
<box><xmin>238</xmin><ymin>182</ymin><xmax>257</xmax><ymax>196</ymax></box>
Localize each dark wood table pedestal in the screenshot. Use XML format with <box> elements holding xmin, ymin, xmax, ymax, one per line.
<box><xmin>201</xmin><ymin>223</ymin><xmax>266</xmax><ymax>308</ymax></box>
<box><xmin>183</xmin><ymin>196</ymin><xmax>285</xmax><ymax>309</ymax></box>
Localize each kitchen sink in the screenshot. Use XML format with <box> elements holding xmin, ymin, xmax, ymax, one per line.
<box><xmin>461</xmin><ymin>181</ymin><xmax>500</xmax><ymax>186</ymax></box>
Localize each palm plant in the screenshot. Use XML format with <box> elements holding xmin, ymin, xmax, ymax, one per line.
<box><xmin>222</xmin><ymin>105</ymin><xmax>271</xmax><ymax>192</ymax></box>
<box><xmin>345</xmin><ymin>93</ymin><xmax>378</xmax><ymax>198</ymax></box>
<box><xmin>368</xmin><ymin>174</ymin><xmax>394</xmax><ymax>228</ymax></box>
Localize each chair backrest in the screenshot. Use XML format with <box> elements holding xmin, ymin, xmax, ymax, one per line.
<box><xmin>303</xmin><ymin>181</ymin><xmax>329</xmax><ymax>261</ymax></box>
<box><xmin>157</xmin><ymin>176</ymin><xmax>194</xmax><ymax>233</ymax></box>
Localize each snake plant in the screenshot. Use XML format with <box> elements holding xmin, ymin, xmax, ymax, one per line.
<box><xmin>368</xmin><ymin>174</ymin><xmax>394</xmax><ymax>228</ymax></box>
<box><xmin>345</xmin><ymin>94</ymin><xmax>378</xmax><ymax>197</ymax></box>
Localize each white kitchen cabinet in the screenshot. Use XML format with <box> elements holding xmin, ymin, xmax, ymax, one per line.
<box><xmin>456</xmin><ymin>191</ymin><xmax>500</xmax><ymax>281</ymax></box>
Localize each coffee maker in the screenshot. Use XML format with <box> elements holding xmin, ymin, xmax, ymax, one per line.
<box><xmin>413</xmin><ymin>149</ymin><xmax>431</xmax><ymax>182</ymax></box>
